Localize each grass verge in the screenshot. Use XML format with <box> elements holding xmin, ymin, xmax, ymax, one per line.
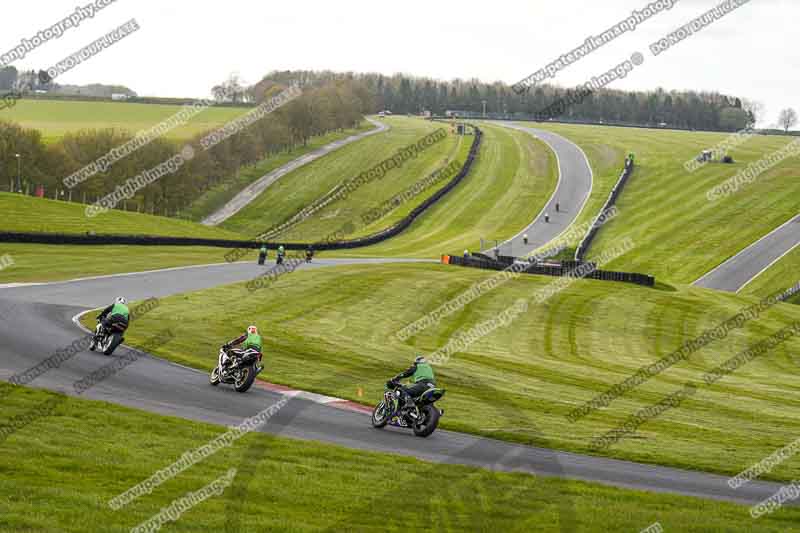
<box><xmin>2</xmin><ymin>384</ymin><xmax>796</xmax><ymax>532</ymax></box>
<box><xmin>0</xmin><ymin>244</ymin><xmax>249</xmax><ymax>284</ymax></box>
<box><xmin>0</xmin><ymin>192</ymin><xmax>243</xmax><ymax>239</ymax></box>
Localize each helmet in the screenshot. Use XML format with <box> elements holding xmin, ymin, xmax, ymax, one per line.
<box><xmin>115</xmin><ymin>296</ymin><xmax>127</xmax><ymax>305</ymax></box>
<box><xmin>414</xmin><ymin>355</ymin><xmax>427</xmax><ymax>364</ymax></box>
<box><xmin>247</xmin><ymin>325</ymin><xmax>258</xmax><ymax>335</ymax></box>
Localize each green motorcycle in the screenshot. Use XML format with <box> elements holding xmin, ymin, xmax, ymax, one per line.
<box><xmin>371</xmin><ymin>380</ymin><xmax>445</xmax><ymax>438</ymax></box>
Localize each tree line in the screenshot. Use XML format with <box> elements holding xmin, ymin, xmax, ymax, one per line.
<box><xmin>259</xmin><ymin>70</ymin><xmax>757</xmax><ymax>131</ymax></box>
<box><xmin>0</xmin><ymin>80</ymin><xmax>372</xmax><ymax>217</ymax></box>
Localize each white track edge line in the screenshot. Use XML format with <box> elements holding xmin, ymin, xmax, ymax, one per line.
<box><xmin>692</xmin><ymin>212</ymin><xmax>800</xmax><ymax>286</ymax></box>
<box><xmin>735</xmin><ymin>239</ymin><xmax>800</xmax><ymax>294</ymax></box>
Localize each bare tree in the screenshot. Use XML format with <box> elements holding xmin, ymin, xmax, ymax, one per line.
<box><xmin>223</xmin><ymin>73</ymin><xmax>246</xmax><ymax>104</ymax></box>
<box><xmin>778</xmin><ymin>108</ymin><xmax>798</xmax><ymax>133</ymax></box>
<box><xmin>741</xmin><ymin>99</ymin><xmax>764</xmax><ymax>129</ymax></box>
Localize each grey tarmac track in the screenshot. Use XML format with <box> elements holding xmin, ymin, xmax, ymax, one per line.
<box><xmin>483</xmin><ymin>122</ymin><xmax>593</xmax><ymax>258</ymax></box>
<box><xmin>0</xmin><ymin>260</ymin><xmax>793</xmax><ymax>507</ymax></box>
<box><xmin>694</xmin><ymin>213</ymin><xmax>800</xmax><ymax>292</ymax></box>
<box><xmin>201</xmin><ymin>117</ymin><xmax>389</xmax><ymax>226</ymax></box>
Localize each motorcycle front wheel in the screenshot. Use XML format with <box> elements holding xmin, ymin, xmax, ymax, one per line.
<box><xmin>209</xmin><ymin>367</ymin><xmax>221</xmax><ymax>386</ymax></box>
<box><xmin>371</xmin><ymin>401</ymin><xmax>390</xmax><ymax>428</ymax></box>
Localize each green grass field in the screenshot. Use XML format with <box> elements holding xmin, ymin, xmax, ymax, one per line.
<box><xmin>83</xmin><ymin>262</ymin><xmax>800</xmax><ymax>483</ymax></box>
<box><xmin>0</xmin><ymin>192</ymin><xmax>243</xmax><ymax>239</ymax></box>
<box><xmin>526</xmin><ymin>123</ymin><xmax>800</xmax><ymax>284</ymax></box>
<box><xmin>0</xmin><ymin>193</ymin><xmax>256</xmax><ymax>283</ymax></box>
<box><xmin>219</xmin><ymin>117</ymin><xmax>458</xmax><ymax>237</ymax></box>
<box><xmin>3</xmin><ymin>99</ymin><xmax>250</xmax><ymax>143</ymax></box>
<box><xmin>328</xmin><ymin>122</ymin><xmax>558</xmax><ymax>258</ymax></box>
<box><xmin>182</xmin><ymin>122</ymin><xmax>376</xmax><ymax>222</ymax></box>
<box><xmin>2</xmin><ymin>384</ymin><xmax>796</xmax><ymax>532</ymax></box>
<box><xmin>0</xmin><ymin>244</ymin><xmax>247</xmax><ymax>284</ymax></box>
<box><xmin>276</xmin><ymin>128</ymin><xmax>470</xmax><ymax>243</ymax></box>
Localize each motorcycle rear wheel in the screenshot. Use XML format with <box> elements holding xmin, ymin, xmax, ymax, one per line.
<box><xmin>103</xmin><ymin>332</ymin><xmax>123</xmax><ymax>356</ymax></box>
<box><xmin>413</xmin><ymin>404</ymin><xmax>440</xmax><ymax>437</ymax></box>
<box><xmin>234</xmin><ymin>365</ymin><xmax>257</xmax><ymax>393</ymax></box>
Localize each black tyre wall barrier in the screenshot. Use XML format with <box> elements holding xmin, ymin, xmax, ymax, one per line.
<box><xmin>449</xmin><ymin>254</ymin><xmax>654</xmax><ymax>288</ymax></box>
<box><xmin>575</xmin><ymin>157</ymin><xmax>635</xmax><ymax>262</ymax></box>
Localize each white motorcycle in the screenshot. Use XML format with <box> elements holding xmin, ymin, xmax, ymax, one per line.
<box><xmin>209</xmin><ymin>346</ymin><xmax>262</xmax><ymax>393</ymax></box>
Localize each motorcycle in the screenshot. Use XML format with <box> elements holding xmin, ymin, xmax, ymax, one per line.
<box><xmin>371</xmin><ymin>380</ymin><xmax>445</xmax><ymax>437</ymax></box>
<box><xmin>276</xmin><ymin>252</ymin><xmax>285</xmax><ymax>266</ymax></box>
<box><xmin>209</xmin><ymin>346</ymin><xmax>262</xmax><ymax>393</ymax></box>
<box><xmin>305</xmin><ymin>249</ymin><xmax>313</xmax><ymax>263</ymax></box>
<box><xmin>89</xmin><ymin>317</ymin><xmax>128</xmax><ymax>356</ymax></box>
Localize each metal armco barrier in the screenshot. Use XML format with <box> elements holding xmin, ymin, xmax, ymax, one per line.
<box><xmin>445</xmin><ymin>254</ymin><xmax>654</xmax><ymax>288</ymax></box>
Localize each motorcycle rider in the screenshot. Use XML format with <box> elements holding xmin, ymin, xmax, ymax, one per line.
<box><xmin>277</xmin><ymin>245</ymin><xmax>285</xmax><ymax>265</ymax></box>
<box><xmin>91</xmin><ymin>296</ymin><xmax>129</xmax><ymax>350</ymax></box>
<box><xmin>389</xmin><ymin>355</ymin><xmax>436</xmax><ymax>418</ymax></box>
<box><xmin>220</xmin><ymin>325</ymin><xmax>263</xmax><ymax>375</ymax></box>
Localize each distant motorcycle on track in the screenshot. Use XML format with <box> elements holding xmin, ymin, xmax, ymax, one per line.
<box><xmin>209</xmin><ymin>345</ymin><xmax>261</xmax><ymax>393</ymax></box>
<box><xmin>371</xmin><ymin>380</ymin><xmax>445</xmax><ymax>437</ymax></box>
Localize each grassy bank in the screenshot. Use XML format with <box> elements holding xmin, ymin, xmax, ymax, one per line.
<box><xmin>330</xmin><ymin>122</ymin><xmax>558</xmax><ymax>258</ymax></box>
<box><xmin>528</xmin><ymin>123</ymin><xmax>800</xmax><ymax>284</ymax></box>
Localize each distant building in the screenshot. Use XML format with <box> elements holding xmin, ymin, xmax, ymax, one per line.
<box><xmin>111</xmin><ymin>93</ymin><xmax>129</xmax><ymax>101</ymax></box>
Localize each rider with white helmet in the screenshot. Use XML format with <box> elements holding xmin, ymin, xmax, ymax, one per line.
<box><xmin>91</xmin><ymin>296</ymin><xmax>130</xmax><ymax>350</ymax></box>
<box><xmin>389</xmin><ymin>355</ymin><xmax>437</xmax><ymax>418</ymax></box>
<box><xmin>220</xmin><ymin>325</ymin><xmax>264</xmax><ymax>374</ymax></box>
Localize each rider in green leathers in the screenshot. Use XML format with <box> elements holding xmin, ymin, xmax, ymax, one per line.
<box><xmin>390</xmin><ymin>355</ymin><xmax>436</xmax><ymax>418</ymax></box>
<box><xmin>220</xmin><ymin>325</ymin><xmax>264</xmax><ymax>374</ymax></box>
<box><xmin>91</xmin><ymin>296</ymin><xmax>129</xmax><ymax>350</ymax></box>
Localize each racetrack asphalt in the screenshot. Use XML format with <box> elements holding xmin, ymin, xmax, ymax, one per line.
<box><xmin>483</xmin><ymin>122</ymin><xmax>593</xmax><ymax>258</ymax></box>
<box><xmin>0</xmin><ymin>259</ymin><xmax>792</xmax><ymax>507</ymax></box>
<box><xmin>693</xmin><ymin>213</ymin><xmax>800</xmax><ymax>292</ymax></box>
